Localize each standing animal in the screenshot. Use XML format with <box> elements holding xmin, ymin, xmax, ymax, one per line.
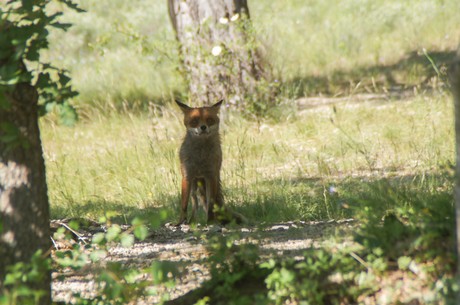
<box><xmin>175</xmin><ymin>100</ymin><xmax>224</xmax><ymax>224</ymax></box>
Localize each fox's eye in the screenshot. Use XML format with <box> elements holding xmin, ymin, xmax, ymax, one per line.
<box><xmin>206</xmin><ymin>118</ymin><xmax>215</xmax><ymax>125</ymax></box>
<box><xmin>189</xmin><ymin>118</ymin><xmax>199</xmax><ymax>127</ymax></box>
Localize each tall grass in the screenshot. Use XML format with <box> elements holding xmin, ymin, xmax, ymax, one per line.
<box><xmin>40</xmin><ymin>0</ymin><xmax>457</xmax><ymax>223</ymax></box>
<box><xmin>44</xmin><ymin>0</ymin><xmax>182</xmax><ymax>108</ymax></box>
<box><xmin>253</xmin><ymin>0</ymin><xmax>460</xmax><ymax>86</ymax></box>
<box><xmin>41</xmin><ymin>93</ymin><xmax>454</xmax><ymax>222</ymax></box>
<box><xmin>43</xmin><ymin>0</ymin><xmax>460</xmax><ymax>107</ymax></box>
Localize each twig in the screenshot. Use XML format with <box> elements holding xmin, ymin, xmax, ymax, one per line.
<box><xmin>58</xmin><ymin>221</ymin><xmax>87</xmax><ymax>245</ymax></box>
<box><xmin>349</xmin><ymin>251</ymin><xmax>371</xmax><ymax>272</ymax></box>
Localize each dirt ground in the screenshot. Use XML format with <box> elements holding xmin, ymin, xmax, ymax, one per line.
<box><xmin>51</xmin><ymin>219</ymin><xmax>357</xmax><ymax>304</ymax></box>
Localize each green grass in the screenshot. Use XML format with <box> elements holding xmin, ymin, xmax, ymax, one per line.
<box><xmin>39</xmin><ymin>0</ymin><xmax>457</xmax><ymax>223</ymax></box>
<box><xmin>35</xmin><ymin>1</ymin><xmax>459</xmax><ymax>302</ymax></box>
<box><xmin>41</xmin><ymin>93</ymin><xmax>456</xmax><ymax>303</ymax></box>
<box><xmin>41</xmin><ymin>92</ymin><xmax>454</xmax><ymax>223</ymax></box>
<box><xmin>44</xmin><ymin>0</ymin><xmax>182</xmax><ymax>108</ymax></box>
<box><xmin>253</xmin><ymin>0</ymin><xmax>460</xmax><ymax>92</ymax></box>
<box><xmin>43</xmin><ymin>0</ymin><xmax>460</xmax><ymax>107</ymax></box>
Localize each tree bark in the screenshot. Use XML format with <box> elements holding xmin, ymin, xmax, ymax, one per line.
<box><xmin>168</xmin><ymin>0</ymin><xmax>271</xmax><ymax>109</ymax></box>
<box><xmin>451</xmin><ymin>48</ymin><xmax>460</xmax><ymax>304</ymax></box>
<box><xmin>0</xmin><ymin>74</ymin><xmax>51</xmax><ymax>304</ymax></box>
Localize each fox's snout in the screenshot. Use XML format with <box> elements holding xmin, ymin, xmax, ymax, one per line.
<box><xmin>188</xmin><ymin>122</ymin><xmax>214</xmax><ymax>136</ymax></box>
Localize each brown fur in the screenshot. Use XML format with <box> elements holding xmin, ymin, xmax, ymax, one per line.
<box><xmin>176</xmin><ymin>100</ymin><xmax>224</xmax><ymax>224</ymax></box>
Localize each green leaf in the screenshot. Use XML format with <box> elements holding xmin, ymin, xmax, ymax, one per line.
<box><xmin>106</xmin><ymin>225</ymin><xmax>122</xmax><ymax>242</ymax></box>
<box><xmin>58</xmin><ymin>72</ymin><xmax>71</xmax><ymax>87</ymax></box>
<box><xmin>90</xmin><ymin>249</ymin><xmax>107</xmax><ymax>262</ymax></box>
<box><xmin>92</xmin><ymin>232</ymin><xmax>106</xmax><ymax>245</ymax></box>
<box><xmin>0</xmin><ymin>122</ymin><xmax>20</xmax><ymax>143</ymax></box>
<box><xmin>21</xmin><ymin>0</ymin><xmax>35</xmax><ymax>12</ymax></box>
<box><xmin>134</xmin><ymin>225</ymin><xmax>149</xmax><ymax>240</ymax></box>
<box><xmin>57</xmin><ymin>102</ymin><xmax>78</xmax><ymax>126</ymax></box>
<box><xmin>26</xmin><ymin>39</ymin><xmax>44</xmax><ymax>61</ymax></box>
<box><xmin>124</xmin><ymin>269</ymin><xmax>141</xmax><ymax>284</ymax></box>
<box><xmin>36</xmin><ymin>72</ymin><xmax>51</xmax><ymax>89</ymax></box>
<box><xmin>150</xmin><ymin>261</ymin><xmax>179</xmax><ymax>284</ymax></box>
<box><xmin>120</xmin><ymin>233</ymin><xmax>135</xmax><ymax>248</ymax></box>
<box><xmin>44</xmin><ymin>101</ymin><xmax>56</xmax><ymax>113</ymax></box>
<box><xmin>47</xmin><ymin>12</ymin><xmax>64</xmax><ymax>22</ymax></box>
<box><xmin>0</xmin><ymin>62</ymin><xmax>25</xmax><ymax>85</ymax></box>
<box><xmin>105</xmin><ymin>210</ymin><xmax>119</xmax><ymax>220</ymax></box>
<box><xmin>397</xmin><ymin>256</ymin><xmax>412</xmax><ymax>270</ymax></box>
<box><xmin>58</xmin><ymin>0</ymin><xmax>87</xmax><ymax>13</ymax></box>
<box><xmin>0</xmin><ymin>90</ymin><xmax>11</xmax><ymax>110</ymax></box>
<box><xmin>50</xmin><ymin>22</ymin><xmax>72</xmax><ymax>31</ymax></box>
<box><xmin>68</xmin><ymin>220</ymin><xmax>80</xmax><ymax>231</ymax></box>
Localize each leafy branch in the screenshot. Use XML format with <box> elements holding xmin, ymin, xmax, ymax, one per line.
<box><xmin>0</xmin><ymin>0</ymin><xmax>84</xmax><ymax>125</ymax></box>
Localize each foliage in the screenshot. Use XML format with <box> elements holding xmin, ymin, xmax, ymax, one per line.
<box><xmin>1</xmin><ymin>1</ymin><xmax>82</xmax><ymax>304</ymax></box>
<box><xmin>0</xmin><ymin>0</ymin><xmax>82</xmax><ymax>126</ymax></box>
<box><xmin>261</xmin><ymin>248</ymin><xmax>379</xmax><ymax>305</ymax></box>
<box><xmin>194</xmin><ymin>230</ymin><xmax>379</xmax><ymax>305</ymax></box>
<box><xmin>52</xmin><ymin>212</ymin><xmax>177</xmax><ymax>305</ymax></box>
<box><xmin>0</xmin><ymin>251</ymin><xmax>50</xmax><ymax>305</ymax></box>
<box><xmin>191</xmin><ymin>174</ymin><xmax>457</xmax><ymax>304</ymax></box>
<box><xmin>353</xmin><ymin>174</ymin><xmax>456</xmax><ymax>268</ymax></box>
<box><xmin>203</xmin><ymin>232</ymin><xmax>268</xmax><ymax>305</ymax></box>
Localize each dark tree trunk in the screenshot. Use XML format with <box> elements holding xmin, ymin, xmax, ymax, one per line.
<box><xmin>168</xmin><ymin>0</ymin><xmax>271</xmax><ymax>109</ymax></box>
<box><xmin>451</xmin><ymin>48</ymin><xmax>460</xmax><ymax>304</ymax></box>
<box><xmin>0</xmin><ymin>74</ymin><xmax>51</xmax><ymax>304</ymax></box>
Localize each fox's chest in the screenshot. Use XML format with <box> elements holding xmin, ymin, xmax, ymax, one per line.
<box><xmin>179</xmin><ymin>139</ymin><xmax>222</xmax><ymax>177</ymax></box>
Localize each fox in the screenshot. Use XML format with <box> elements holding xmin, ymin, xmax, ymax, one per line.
<box><xmin>175</xmin><ymin>100</ymin><xmax>225</xmax><ymax>225</ymax></box>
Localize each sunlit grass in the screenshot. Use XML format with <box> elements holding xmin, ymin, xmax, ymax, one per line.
<box><xmin>41</xmin><ymin>92</ymin><xmax>454</xmax><ymax>223</ymax></box>
<box><xmin>253</xmin><ymin>0</ymin><xmax>460</xmax><ymax>85</ymax></box>
<box><xmin>43</xmin><ymin>0</ymin><xmax>460</xmax><ymax>106</ymax></box>
<box><xmin>40</xmin><ymin>0</ymin><xmax>457</xmax><ymax>223</ymax></box>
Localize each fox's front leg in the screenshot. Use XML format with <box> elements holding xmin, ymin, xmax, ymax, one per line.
<box><xmin>177</xmin><ymin>176</ymin><xmax>191</xmax><ymax>225</ymax></box>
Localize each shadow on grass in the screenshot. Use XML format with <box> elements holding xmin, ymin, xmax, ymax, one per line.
<box><xmin>229</xmin><ymin>170</ymin><xmax>453</xmax><ymax>225</ymax></box>
<box><xmin>285</xmin><ymin>49</ymin><xmax>458</xmax><ymax>97</ymax></box>
<box><xmin>49</xmin><ymin>171</ymin><xmax>456</xmax><ymax>305</ymax></box>
<box><xmin>162</xmin><ymin>171</ymin><xmax>455</xmax><ymax>305</ymax></box>
<box><xmin>50</xmin><ymin>196</ymin><xmax>177</xmax><ymax>225</ymax></box>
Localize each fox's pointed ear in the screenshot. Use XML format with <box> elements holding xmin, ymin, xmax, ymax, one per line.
<box><xmin>175</xmin><ymin>100</ymin><xmax>192</xmax><ymax>112</ymax></box>
<box><xmin>212</xmin><ymin>100</ymin><xmax>224</xmax><ymax>110</ymax></box>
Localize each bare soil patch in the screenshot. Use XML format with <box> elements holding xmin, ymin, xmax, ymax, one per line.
<box><xmin>51</xmin><ymin>219</ymin><xmax>356</xmax><ymax>304</ymax></box>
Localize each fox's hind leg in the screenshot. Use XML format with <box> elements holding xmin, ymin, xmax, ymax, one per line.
<box><xmin>196</xmin><ymin>178</ymin><xmax>207</xmax><ymax>216</ymax></box>
<box><xmin>189</xmin><ymin>179</ymin><xmax>199</xmax><ymax>223</ymax></box>
<box><xmin>205</xmin><ymin>176</ymin><xmax>221</xmax><ymax>223</ymax></box>
<box><xmin>177</xmin><ymin>176</ymin><xmax>191</xmax><ymax>225</ymax></box>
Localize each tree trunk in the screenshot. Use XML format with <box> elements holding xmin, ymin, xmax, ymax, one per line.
<box><xmin>168</xmin><ymin>0</ymin><xmax>272</xmax><ymax>110</ymax></box>
<box><xmin>451</xmin><ymin>48</ymin><xmax>460</xmax><ymax>304</ymax></box>
<box><xmin>0</xmin><ymin>77</ymin><xmax>51</xmax><ymax>304</ymax></box>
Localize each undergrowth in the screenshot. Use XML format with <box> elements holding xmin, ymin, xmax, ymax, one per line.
<box><xmin>2</xmin><ymin>168</ymin><xmax>456</xmax><ymax>304</ymax></box>
<box><xmin>181</xmin><ymin>170</ymin><xmax>457</xmax><ymax>305</ymax></box>
<box><xmin>3</xmin><ymin>0</ymin><xmax>459</xmax><ymax>304</ymax></box>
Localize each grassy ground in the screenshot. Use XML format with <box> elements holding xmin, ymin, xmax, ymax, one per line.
<box><xmin>44</xmin><ymin>0</ymin><xmax>460</xmax><ymax>107</ymax></box>
<box><xmin>36</xmin><ymin>1</ymin><xmax>460</xmax><ymax>303</ymax></box>
<box><xmin>40</xmin><ymin>0</ymin><xmax>459</xmax><ymax>224</ymax></box>
<box><xmin>41</xmin><ymin>91</ymin><xmax>454</xmax><ymax>223</ymax></box>
<box><xmin>41</xmin><ymin>91</ymin><xmax>456</xmax><ymax>303</ymax></box>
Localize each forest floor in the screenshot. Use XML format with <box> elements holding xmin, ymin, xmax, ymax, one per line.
<box><xmin>48</xmin><ymin>91</ymin><xmax>454</xmax><ymax>305</ymax></box>
<box><xmin>51</xmin><ymin>217</ymin><xmax>440</xmax><ymax>305</ymax></box>
<box><xmin>52</xmin><ymin>219</ymin><xmax>355</xmax><ymax>304</ymax></box>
